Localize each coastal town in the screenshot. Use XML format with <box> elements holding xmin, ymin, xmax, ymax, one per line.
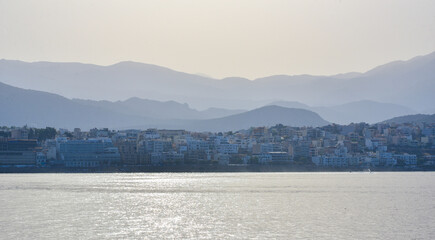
<box><xmin>1</xmin><ymin>121</ymin><xmax>435</xmax><ymax>171</ymax></box>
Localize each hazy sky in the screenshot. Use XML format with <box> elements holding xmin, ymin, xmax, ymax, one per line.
<box><xmin>1</xmin><ymin>0</ymin><xmax>434</xmax><ymax>79</ymax></box>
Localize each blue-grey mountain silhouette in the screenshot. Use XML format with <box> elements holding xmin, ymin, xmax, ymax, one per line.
<box><xmin>1</xmin><ymin>51</ymin><xmax>434</xmax><ymax>111</ymax></box>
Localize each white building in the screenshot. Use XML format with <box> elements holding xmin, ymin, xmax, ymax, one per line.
<box><xmin>376</xmin><ymin>151</ymin><xmax>397</xmax><ymax>166</ymax></box>
<box><xmin>46</xmin><ymin>146</ymin><xmax>57</xmax><ymax>160</ymax></box>
<box><xmin>216</xmin><ymin>144</ymin><xmax>239</xmax><ymax>154</ymax></box>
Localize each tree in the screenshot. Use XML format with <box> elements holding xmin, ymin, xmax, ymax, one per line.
<box><xmin>29</xmin><ymin>127</ymin><xmax>57</xmax><ymax>141</ymax></box>
<box><xmin>64</xmin><ymin>132</ymin><xmax>73</xmax><ymax>138</ymax></box>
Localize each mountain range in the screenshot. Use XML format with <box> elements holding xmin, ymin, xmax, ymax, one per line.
<box><xmin>0</xmin><ymin>81</ymin><xmax>328</xmax><ymax>131</ymax></box>
<box><xmin>1</xmin><ymin>51</ymin><xmax>434</xmax><ymax>111</ymax></box>
<box><xmin>0</xmin><ymin>51</ymin><xmax>434</xmax><ymax>130</ymax></box>
<box><xmin>176</xmin><ymin>106</ymin><xmax>329</xmax><ymax>132</ymax></box>
<box><xmin>73</xmin><ymin>98</ymin><xmax>243</xmax><ymax>120</ymax></box>
<box><xmin>269</xmin><ymin>100</ymin><xmax>416</xmax><ymax>124</ymax></box>
<box><xmin>382</xmin><ymin>114</ymin><xmax>435</xmax><ymax>125</ymax></box>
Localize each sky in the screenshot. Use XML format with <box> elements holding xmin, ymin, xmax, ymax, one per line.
<box><xmin>1</xmin><ymin>0</ymin><xmax>435</xmax><ymax>79</ymax></box>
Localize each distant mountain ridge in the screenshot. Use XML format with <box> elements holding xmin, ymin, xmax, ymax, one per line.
<box><xmin>1</xmin><ymin>51</ymin><xmax>434</xmax><ymax>110</ymax></box>
<box><xmin>0</xmin><ymin>81</ymin><xmax>151</xmax><ymax>129</ymax></box>
<box><xmin>182</xmin><ymin>105</ymin><xmax>329</xmax><ymax>132</ymax></box>
<box><xmin>381</xmin><ymin>114</ymin><xmax>435</xmax><ymax>124</ymax></box>
<box><xmin>0</xmin><ymin>81</ymin><xmax>328</xmax><ymax>131</ymax></box>
<box><xmin>73</xmin><ymin>97</ymin><xmax>244</xmax><ymax>120</ymax></box>
<box><xmin>269</xmin><ymin>100</ymin><xmax>416</xmax><ymax>124</ymax></box>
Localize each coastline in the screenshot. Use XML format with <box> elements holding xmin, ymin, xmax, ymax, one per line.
<box><xmin>1</xmin><ymin>165</ymin><xmax>434</xmax><ymax>173</ymax></box>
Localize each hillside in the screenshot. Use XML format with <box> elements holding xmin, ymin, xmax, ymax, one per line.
<box><xmin>0</xmin><ymin>82</ymin><xmax>328</xmax><ymax>131</ymax></box>
<box><xmin>0</xmin><ymin>82</ymin><xmax>152</xmax><ymax>129</ymax></box>
<box><xmin>184</xmin><ymin>105</ymin><xmax>329</xmax><ymax>132</ymax></box>
<box><xmin>382</xmin><ymin>114</ymin><xmax>435</xmax><ymax>124</ymax></box>
<box><xmin>73</xmin><ymin>98</ymin><xmax>243</xmax><ymax>120</ymax></box>
<box><xmin>270</xmin><ymin>100</ymin><xmax>416</xmax><ymax>124</ymax></box>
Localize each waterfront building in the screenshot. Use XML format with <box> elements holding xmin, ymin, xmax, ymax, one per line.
<box><xmin>393</xmin><ymin>154</ymin><xmax>417</xmax><ymax>166</ymax></box>
<box><xmin>216</xmin><ymin>143</ymin><xmax>239</xmax><ymax>154</ymax></box>
<box><xmin>36</xmin><ymin>152</ymin><xmax>47</xmax><ymax>166</ymax></box>
<box><xmin>256</xmin><ymin>153</ymin><xmax>272</xmax><ymax>164</ymax></box>
<box><xmin>60</xmin><ymin>138</ymin><xmax>121</xmax><ymax>168</ymax></box>
<box><xmin>269</xmin><ymin>152</ymin><xmax>292</xmax><ymax>164</ymax></box>
<box><xmin>0</xmin><ymin>151</ymin><xmax>36</xmax><ymax>166</ymax></box>
<box><xmin>0</xmin><ymin>139</ymin><xmax>38</xmax><ymax>166</ymax></box>
<box><xmin>11</xmin><ymin>128</ymin><xmax>29</xmax><ymax>139</ymax></box>
<box><xmin>312</xmin><ymin>156</ymin><xmax>348</xmax><ymax>167</ymax></box>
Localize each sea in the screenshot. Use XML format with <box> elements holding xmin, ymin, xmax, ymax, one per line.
<box><xmin>0</xmin><ymin>172</ymin><xmax>434</xmax><ymax>239</ymax></box>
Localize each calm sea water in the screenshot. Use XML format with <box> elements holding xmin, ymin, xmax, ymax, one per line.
<box><xmin>0</xmin><ymin>172</ymin><xmax>434</xmax><ymax>239</ymax></box>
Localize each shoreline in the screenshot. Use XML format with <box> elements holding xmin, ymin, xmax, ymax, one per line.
<box><xmin>1</xmin><ymin>165</ymin><xmax>434</xmax><ymax>173</ymax></box>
